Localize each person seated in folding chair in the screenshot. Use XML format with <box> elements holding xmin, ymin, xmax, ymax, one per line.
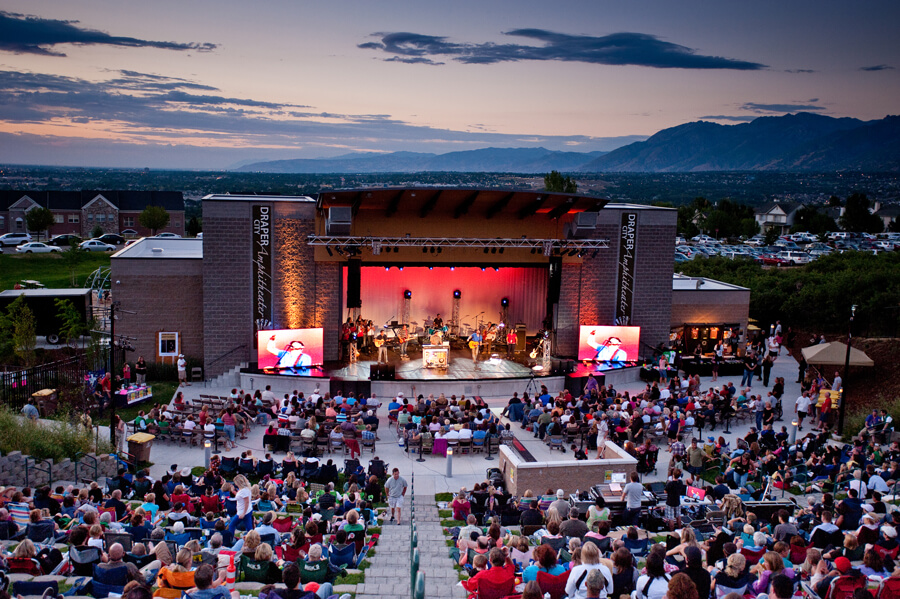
<box><xmin>183</xmin><ymin>564</ymin><xmax>239</xmax><ymax>599</ymax></box>
<box><xmin>270</xmin><ymin>562</ymin><xmax>337</xmax><ymax>599</ymax></box>
<box><xmin>461</xmin><ymin>546</ymin><xmax>516</xmax><ymax>598</ymax></box>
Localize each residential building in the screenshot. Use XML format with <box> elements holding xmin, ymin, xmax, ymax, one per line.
<box><xmin>754</xmin><ymin>200</ymin><xmax>801</xmax><ymax>234</ymax></box>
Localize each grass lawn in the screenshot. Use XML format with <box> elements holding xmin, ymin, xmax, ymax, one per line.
<box><xmin>113</xmin><ymin>381</ymin><xmax>179</xmax><ymax>422</ymax></box>
<box><xmin>0</xmin><ymin>251</ymin><xmax>111</xmax><ymax>290</ymax></box>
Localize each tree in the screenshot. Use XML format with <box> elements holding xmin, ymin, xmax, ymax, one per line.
<box><xmin>91</xmin><ymin>225</ymin><xmax>104</xmax><ymax>239</ymax></box>
<box><xmin>24</xmin><ymin>207</ymin><xmax>55</xmax><ymax>241</ymax></box>
<box><xmin>54</xmin><ymin>298</ymin><xmax>88</xmax><ymax>347</ymax></box>
<box><xmin>186</xmin><ymin>216</ymin><xmax>202</xmax><ymax>238</ymax></box>
<box><xmin>790</xmin><ymin>206</ymin><xmax>837</xmax><ymax>236</ymax></box>
<box><xmin>544</xmin><ymin>171</ymin><xmax>577</xmax><ymax>193</ymax></box>
<box><xmin>764</xmin><ymin>228</ymin><xmax>780</xmax><ymax>245</ymax></box>
<box><xmin>0</xmin><ymin>295</ymin><xmax>36</xmax><ymax>366</ymax></box>
<box><xmin>139</xmin><ymin>205</ymin><xmax>171</xmax><ymax>235</ymax></box>
<box><xmin>840</xmin><ymin>193</ymin><xmax>883</xmax><ymax>233</ymax></box>
<box><xmin>58</xmin><ymin>242</ymin><xmax>85</xmax><ymax>286</ymax></box>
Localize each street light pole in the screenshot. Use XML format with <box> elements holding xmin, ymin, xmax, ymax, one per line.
<box><xmin>836</xmin><ymin>304</ymin><xmax>857</xmax><ymax>436</ymax></box>
<box><xmin>109</xmin><ymin>301</ymin><xmax>117</xmax><ymax>447</ymax></box>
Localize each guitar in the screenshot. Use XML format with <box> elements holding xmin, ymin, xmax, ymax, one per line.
<box><xmin>373</xmin><ymin>338</ymin><xmax>385</xmax><ymax>348</ymax></box>
<box><xmin>529</xmin><ymin>346</ymin><xmax>539</xmax><ymax>359</ymax></box>
<box><xmin>469</xmin><ymin>340</ymin><xmax>480</xmax><ymax>350</ymax></box>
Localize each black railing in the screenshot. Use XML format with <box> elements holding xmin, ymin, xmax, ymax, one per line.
<box><xmin>0</xmin><ymin>352</ymin><xmax>106</xmax><ymax>411</ymax></box>
<box><xmin>206</xmin><ymin>344</ymin><xmax>248</xmax><ymax>376</ymax></box>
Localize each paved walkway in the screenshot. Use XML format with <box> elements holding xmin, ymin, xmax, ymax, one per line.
<box><xmin>354</xmin><ymin>515</ymin><xmax>412</xmax><ymax>599</ymax></box>
<box><xmin>414</xmin><ymin>498</ymin><xmax>468</xmax><ymax>599</ymax></box>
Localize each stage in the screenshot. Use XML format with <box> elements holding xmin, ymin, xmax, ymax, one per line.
<box><xmin>238</xmin><ymin>347</ymin><xmax>643</xmax><ymax>401</ymax></box>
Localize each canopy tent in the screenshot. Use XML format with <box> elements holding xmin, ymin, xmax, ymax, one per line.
<box><xmin>801</xmin><ymin>341</ymin><xmax>874</xmax><ymax>367</ymax></box>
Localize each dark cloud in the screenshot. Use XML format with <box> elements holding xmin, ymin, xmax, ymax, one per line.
<box><xmin>741</xmin><ymin>102</ymin><xmax>825</xmax><ymax>113</ymax></box>
<box><xmin>0</xmin><ymin>11</ymin><xmax>216</xmax><ymax>56</ymax></box>
<box><xmin>785</xmin><ymin>69</ymin><xmax>816</xmax><ymax>73</ymax></box>
<box><xmin>699</xmin><ymin>115</ymin><xmax>757</xmax><ymax>122</ymax></box>
<box><xmin>359</xmin><ymin>29</ymin><xmax>766</xmax><ymax>70</ymax></box>
<box><xmin>859</xmin><ymin>64</ymin><xmax>894</xmax><ymax>71</ymax></box>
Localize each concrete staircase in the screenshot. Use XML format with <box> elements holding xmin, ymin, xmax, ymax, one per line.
<box><xmin>205</xmin><ymin>361</ymin><xmax>247</xmax><ymax>388</ymax></box>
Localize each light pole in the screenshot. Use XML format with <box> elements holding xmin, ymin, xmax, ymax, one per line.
<box><xmin>836</xmin><ymin>304</ymin><xmax>857</xmax><ymax>436</ymax></box>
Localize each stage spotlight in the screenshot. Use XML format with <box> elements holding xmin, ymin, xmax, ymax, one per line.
<box><xmin>499</xmin><ymin>247</ymin><xmax>504</xmax><ymax>254</ymax></box>
<box><xmin>453</xmin><ymin>289</ymin><xmax>461</xmax><ymax>299</ymax></box>
<box><xmin>493</xmin><ymin>267</ymin><xmax>499</xmax><ymax>272</ymax></box>
<box><xmin>501</xmin><ymin>297</ymin><xmax>509</xmax><ymax>307</ymax></box>
<box><xmin>481</xmin><ymin>267</ymin><xmax>486</xmax><ymax>272</ymax></box>
<box><xmin>429</xmin><ymin>266</ymin><xmax>433</xmax><ymax>270</ymax></box>
<box><xmin>422</xmin><ymin>246</ymin><xmax>428</xmax><ymax>254</ymax></box>
<box><xmin>437</xmin><ymin>247</ymin><xmax>442</xmax><ymax>254</ymax></box>
<box><xmin>430</xmin><ymin>247</ymin><xmax>436</xmax><ymax>254</ymax></box>
<box><xmin>404</xmin><ymin>289</ymin><xmax>412</xmax><ymax>299</ymax></box>
<box><xmin>398</xmin><ymin>266</ymin><xmax>404</xmax><ymax>271</ymax></box>
<box><xmin>568</xmin><ymin>248</ymin><xmax>579</xmax><ymax>257</ymax></box>
<box><xmin>385</xmin><ymin>267</ymin><xmax>389</xmax><ymax>271</ymax></box>
<box><xmin>336</xmin><ymin>247</ymin><xmax>345</xmax><ymax>256</ymax></box>
<box><xmin>592</xmin><ymin>249</ymin><xmax>599</xmax><ymax>258</ymax></box>
<box><xmin>450</xmin><ymin>267</ymin><xmax>455</xmax><ymax>271</ymax></box>
<box><xmin>393</xmin><ymin>247</ymin><xmax>400</xmax><ymax>253</ymax></box>
<box><xmin>491</xmin><ymin>247</ymin><xmax>497</xmax><ymax>254</ymax></box>
<box><xmin>326</xmin><ymin>247</ymin><xmax>333</xmax><ymax>257</ymax></box>
<box><xmin>530</xmin><ymin>247</ymin><xmax>537</xmax><ymax>254</ymax></box>
<box><xmin>483</xmin><ymin>247</ymin><xmax>489</xmax><ymax>254</ymax></box>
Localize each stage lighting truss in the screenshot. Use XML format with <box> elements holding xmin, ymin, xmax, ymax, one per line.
<box><xmin>307</xmin><ymin>236</ymin><xmax>608</xmax><ymax>254</ymax></box>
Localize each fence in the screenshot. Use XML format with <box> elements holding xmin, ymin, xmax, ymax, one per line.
<box><xmin>0</xmin><ymin>350</ymin><xmax>109</xmax><ymax>411</ymax></box>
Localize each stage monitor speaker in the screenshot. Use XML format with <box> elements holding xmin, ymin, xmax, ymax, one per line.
<box><xmin>550</xmin><ymin>359</ymin><xmax>561</xmax><ymax>375</ymax></box>
<box><xmin>326</xmin><ymin>207</ymin><xmax>352</xmax><ymax>235</ymax></box>
<box><xmin>369</xmin><ymin>365</ymin><xmax>380</xmax><ymax>381</ymax></box>
<box><xmin>347</xmin><ymin>258</ymin><xmax>361</xmax><ymax>308</ymax></box>
<box><xmin>385</xmin><ymin>364</ymin><xmax>395</xmax><ymax>380</ymax></box>
<box><xmin>565</xmin><ymin>360</ymin><xmax>575</xmax><ymax>374</ymax></box>
<box><xmin>515</xmin><ymin>324</ymin><xmax>527</xmax><ymax>352</ymax></box>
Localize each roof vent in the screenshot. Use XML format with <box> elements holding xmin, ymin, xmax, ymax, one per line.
<box><xmin>151</xmin><ymin>248</ymin><xmax>163</xmax><ymax>253</ymax></box>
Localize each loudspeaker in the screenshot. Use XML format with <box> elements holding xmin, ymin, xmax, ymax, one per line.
<box><xmin>550</xmin><ymin>359</ymin><xmax>561</xmax><ymax>375</ymax></box>
<box><xmin>516</xmin><ymin>324</ymin><xmax>527</xmax><ymax>352</ymax></box>
<box><xmin>385</xmin><ymin>364</ymin><xmax>395</xmax><ymax>380</ymax></box>
<box><xmin>369</xmin><ymin>364</ymin><xmax>382</xmax><ymax>381</ymax></box>
<box><xmin>326</xmin><ymin>207</ymin><xmax>352</xmax><ymax>235</ymax></box>
<box><xmin>565</xmin><ymin>360</ymin><xmax>575</xmax><ymax>374</ymax></box>
<box><xmin>347</xmin><ymin>258</ymin><xmax>361</xmax><ymax>308</ymax></box>
<box><xmin>567</xmin><ymin>211</ymin><xmax>598</xmax><ymax>238</ymax></box>
<box><xmin>547</xmin><ymin>257</ymin><xmax>562</xmax><ymax>304</ymax></box>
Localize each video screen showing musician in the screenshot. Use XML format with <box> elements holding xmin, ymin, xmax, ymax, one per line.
<box><xmin>375</xmin><ymin>329</ymin><xmax>388</xmax><ymax>364</ymax></box>
<box><xmin>587</xmin><ymin>330</ymin><xmax>628</xmax><ymax>362</ymax></box>
<box><xmin>266</xmin><ymin>335</ymin><xmax>312</xmax><ymax>369</ymax></box>
<box><xmin>468</xmin><ymin>329</ymin><xmax>482</xmax><ymax>363</ymax></box>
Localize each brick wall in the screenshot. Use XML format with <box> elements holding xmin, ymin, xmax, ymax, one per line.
<box><xmin>630</xmin><ymin>214</ymin><xmax>677</xmax><ymax>356</ymax></box>
<box><xmin>112</xmin><ymin>258</ymin><xmax>204</xmax><ymax>365</ymax></box>
<box><xmin>82</xmin><ymin>199</ymin><xmax>119</xmax><ymax>237</ymax></box>
<box><xmin>202</xmin><ymin>201</ymin><xmax>254</xmax><ymax>377</ymax></box>
<box><xmin>315</xmin><ymin>262</ymin><xmax>342</xmax><ymax>361</ymax></box>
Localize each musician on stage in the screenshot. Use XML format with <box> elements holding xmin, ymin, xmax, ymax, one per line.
<box><xmin>433</xmin><ymin>314</ymin><xmax>444</xmax><ymax>329</ymax></box>
<box><xmin>398</xmin><ymin>325</ymin><xmax>410</xmax><ymax>358</ymax></box>
<box><xmin>467</xmin><ymin>329</ymin><xmax>482</xmax><ymax>363</ymax></box>
<box><xmin>506</xmin><ymin>328</ymin><xmax>517</xmax><ymax>359</ymax></box>
<box><xmin>375</xmin><ymin>330</ymin><xmax>388</xmax><ymax>364</ymax></box>
<box><xmin>484</xmin><ymin>322</ymin><xmax>496</xmax><ymax>355</ymax></box>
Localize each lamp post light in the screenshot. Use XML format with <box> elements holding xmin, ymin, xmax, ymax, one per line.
<box><xmin>204</xmin><ymin>440</ymin><xmax>211</xmax><ymax>469</ymax></box>
<box><xmin>791</xmin><ymin>420</ymin><xmax>798</xmax><ymax>446</ymax></box>
<box><xmin>837</xmin><ymin>304</ymin><xmax>857</xmax><ymax>435</ymax></box>
<box><xmin>446</xmin><ymin>448</ymin><xmax>453</xmax><ymax>478</ymax></box>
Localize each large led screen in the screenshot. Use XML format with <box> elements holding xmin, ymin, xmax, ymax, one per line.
<box><xmin>257</xmin><ymin>329</ymin><xmax>324</xmax><ymax>369</ymax></box>
<box><xmin>578</xmin><ymin>326</ymin><xmax>641</xmax><ymax>362</ymax></box>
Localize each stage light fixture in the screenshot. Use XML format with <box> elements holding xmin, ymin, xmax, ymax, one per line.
<box><xmin>501</xmin><ymin>297</ymin><xmax>509</xmax><ymax>307</ymax></box>
<box><xmin>453</xmin><ymin>289</ymin><xmax>461</xmax><ymax>299</ymax></box>
<box><xmin>404</xmin><ymin>289</ymin><xmax>412</xmax><ymax>299</ymax></box>
<box><xmin>494</xmin><ymin>267</ymin><xmax>499</xmax><ymax>272</ymax></box>
<box><xmin>491</xmin><ymin>247</ymin><xmax>497</xmax><ymax>254</ymax></box>
<box><xmin>336</xmin><ymin>247</ymin><xmax>345</xmax><ymax>256</ymax></box>
<box><xmin>385</xmin><ymin>267</ymin><xmax>389</xmax><ymax>271</ymax></box>
<box><xmin>499</xmin><ymin>248</ymin><xmax>504</xmax><ymax>254</ymax></box>
<box><xmin>542</xmin><ymin>241</ymin><xmax>553</xmax><ymax>256</ymax></box>
<box><xmin>422</xmin><ymin>246</ymin><xmax>428</xmax><ymax>254</ymax></box>
<box><xmin>326</xmin><ymin>247</ymin><xmax>333</xmax><ymax>257</ymax></box>
<box><xmin>530</xmin><ymin>247</ymin><xmax>537</xmax><ymax>254</ymax></box>
<box><xmin>483</xmin><ymin>247</ymin><xmax>489</xmax><ymax>254</ymax></box>
<box><xmin>437</xmin><ymin>247</ymin><xmax>442</xmax><ymax>254</ymax></box>
<box><xmin>568</xmin><ymin>248</ymin><xmax>579</xmax><ymax>257</ymax></box>
<box><xmin>592</xmin><ymin>249</ymin><xmax>599</xmax><ymax>258</ymax></box>
<box><xmin>430</xmin><ymin>247</ymin><xmax>436</xmax><ymax>254</ymax></box>
<box><xmin>398</xmin><ymin>266</ymin><xmax>404</xmax><ymax>271</ymax></box>
<box><xmin>450</xmin><ymin>267</ymin><xmax>455</xmax><ymax>271</ymax></box>
<box><xmin>481</xmin><ymin>267</ymin><xmax>486</xmax><ymax>272</ymax></box>
<box><xmin>429</xmin><ymin>267</ymin><xmax>433</xmax><ymax>270</ymax></box>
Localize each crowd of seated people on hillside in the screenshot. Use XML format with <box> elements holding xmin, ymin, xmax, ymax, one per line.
<box><xmin>0</xmin><ymin>454</ymin><xmax>394</xmax><ymax>599</ymax></box>
<box><xmin>129</xmin><ymin>387</ymin><xmax>381</xmax><ymax>454</ymax></box>
<box><xmin>444</xmin><ymin>427</ymin><xmax>900</xmax><ymax>599</ymax></box>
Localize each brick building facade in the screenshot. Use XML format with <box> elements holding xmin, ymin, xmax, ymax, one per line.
<box><xmin>0</xmin><ymin>190</ymin><xmax>185</xmax><ymax>239</ymax></box>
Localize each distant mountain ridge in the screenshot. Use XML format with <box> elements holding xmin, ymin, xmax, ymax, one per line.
<box><xmin>237</xmin><ymin>147</ymin><xmax>607</xmax><ymax>174</ymax></box>
<box><xmin>579</xmin><ymin>113</ymin><xmax>900</xmax><ymax>172</ymax></box>
<box><xmin>237</xmin><ymin>113</ymin><xmax>899</xmax><ymax>174</ymax></box>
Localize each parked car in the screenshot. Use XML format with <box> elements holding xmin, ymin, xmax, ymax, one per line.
<box><xmin>675</xmin><ymin>236</ymin><xmax>686</xmax><ymax>245</ymax></box>
<box><xmin>776</xmin><ymin>251</ymin><xmax>811</xmax><ymax>265</ymax></box>
<box><xmin>756</xmin><ymin>254</ymin><xmax>788</xmax><ymax>266</ymax></box>
<box><xmin>674</xmin><ymin>252</ymin><xmax>690</xmax><ymax>263</ymax></box>
<box><xmin>79</xmin><ymin>239</ymin><xmax>116</xmax><ymax>252</ymax></box>
<box><xmin>691</xmin><ymin>234</ymin><xmax>717</xmax><ymax>244</ymax></box>
<box><xmin>153</xmin><ymin>232</ymin><xmax>182</xmax><ymax>238</ymax></box>
<box><xmin>96</xmin><ymin>234</ymin><xmax>126</xmax><ymax>246</ymax></box>
<box><xmin>0</xmin><ymin>232</ymin><xmax>32</xmax><ymax>247</ymax></box>
<box><xmin>48</xmin><ymin>234</ymin><xmax>83</xmax><ymax>247</ymax></box>
<box><xmin>15</xmin><ymin>242</ymin><xmax>62</xmax><ymax>254</ymax></box>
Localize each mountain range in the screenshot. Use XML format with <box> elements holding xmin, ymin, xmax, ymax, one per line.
<box><xmin>237</xmin><ymin>113</ymin><xmax>899</xmax><ymax>174</ymax></box>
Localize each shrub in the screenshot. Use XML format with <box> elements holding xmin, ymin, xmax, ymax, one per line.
<box><xmin>0</xmin><ymin>406</ymin><xmax>111</xmax><ymax>461</ymax></box>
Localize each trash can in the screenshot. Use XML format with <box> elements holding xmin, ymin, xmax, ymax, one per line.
<box><xmin>127</xmin><ymin>432</ymin><xmax>155</xmax><ymax>463</ymax></box>
<box><xmin>31</xmin><ymin>388</ymin><xmax>58</xmax><ymax>415</ymax></box>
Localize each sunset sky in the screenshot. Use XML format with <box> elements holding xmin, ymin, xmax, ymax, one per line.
<box><xmin>1</xmin><ymin>1</ymin><xmax>897</xmax><ymax>169</ymax></box>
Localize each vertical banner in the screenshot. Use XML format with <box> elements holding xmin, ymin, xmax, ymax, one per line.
<box><xmin>252</xmin><ymin>205</ymin><xmax>273</xmax><ymax>345</ymax></box>
<box><xmin>615</xmin><ymin>212</ymin><xmax>637</xmax><ymax>325</ymax></box>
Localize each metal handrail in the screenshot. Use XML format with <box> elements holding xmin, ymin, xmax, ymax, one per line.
<box><xmin>206</xmin><ymin>344</ymin><xmax>248</xmax><ymax>369</ymax></box>
<box><xmin>74</xmin><ymin>452</ymin><xmax>98</xmax><ymax>483</ymax></box>
<box><xmin>25</xmin><ymin>458</ymin><xmax>53</xmax><ymax>488</ymax></box>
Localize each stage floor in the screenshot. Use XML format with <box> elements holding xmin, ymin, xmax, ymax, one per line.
<box><xmin>330</xmin><ymin>351</ymin><xmax>536</xmax><ymax>381</ymax></box>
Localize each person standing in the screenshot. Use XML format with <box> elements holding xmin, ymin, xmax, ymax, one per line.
<box><xmin>762</xmin><ymin>355</ymin><xmax>773</xmax><ymax>387</ymax></box>
<box><xmin>227</xmin><ymin>475</ymin><xmax>253</xmax><ymax>535</ymax></box>
<box><xmin>664</xmin><ymin>469</ymin><xmax>686</xmax><ymax>527</ymax></box>
<box><xmin>620</xmin><ymin>471</ymin><xmax>644</xmax><ymax>526</ymax></box>
<box><xmin>398</xmin><ymin>325</ymin><xmax>410</xmax><ymax>359</ymax></box>
<box><xmin>122</xmin><ymin>362</ymin><xmax>131</xmax><ymax>386</ymax></box>
<box><xmin>506</xmin><ymin>328</ymin><xmax>517</xmax><ymax>359</ymax></box>
<box><xmin>375</xmin><ymin>330</ymin><xmax>388</xmax><ymax>364</ymax></box>
<box><xmin>795</xmin><ymin>392</ymin><xmax>811</xmax><ymax>431</ymax></box>
<box><xmin>114</xmin><ymin>414</ymin><xmax>127</xmax><ymax>453</ymax></box>
<box><xmin>135</xmin><ymin>356</ymin><xmax>147</xmax><ymax>385</ymax></box>
<box><xmin>177</xmin><ymin>354</ymin><xmax>188</xmax><ymax>386</ymax></box>
<box><xmin>741</xmin><ymin>351</ymin><xmax>757</xmax><ymax>388</ymax></box>
<box><xmin>832</xmin><ymin>370</ymin><xmax>843</xmax><ymax>392</ymax></box>
<box><xmin>468</xmin><ymin>329</ymin><xmax>482</xmax><ymax>363</ymax></box>
<box><xmin>384</xmin><ymin>468</ymin><xmax>408</xmax><ymax>525</ymax></box>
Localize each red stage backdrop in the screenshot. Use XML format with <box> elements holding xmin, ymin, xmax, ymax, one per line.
<box><xmin>578</xmin><ymin>326</ymin><xmax>641</xmax><ymax>362</ymax></box>
<box><xmin>257</xmin><ymin>328</ymin><xmax>324</xmax><ymax>368</ymax></box>
<box><xmin>344</xmin><ymin>266</ymin><xmax>548</xmax><ymax>335</ymax></box>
